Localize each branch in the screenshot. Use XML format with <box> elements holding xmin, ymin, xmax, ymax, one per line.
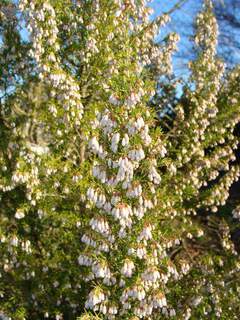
<box><xmin>164</xmin><ymin>0</ymin><xmax>189</xmax><ymax>16</ymax></box>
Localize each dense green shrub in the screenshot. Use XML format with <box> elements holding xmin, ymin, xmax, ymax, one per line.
<box><xmin>0</xmin><ymin>0</ymin><xmax>240</xmax><ymax>319</ymax></box>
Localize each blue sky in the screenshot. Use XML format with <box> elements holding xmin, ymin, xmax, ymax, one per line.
<box><xmin>151</xmin><ymin>0</ymin><xmax>203</xmax><ymax>78</ymax></box>
<box><xmin>151</xmin><ymin>0</ymin><xmax>240</xmax><ymax>74</ymax></box>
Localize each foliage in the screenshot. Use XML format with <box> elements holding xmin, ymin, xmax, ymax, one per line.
<box><xmin>0</xmin><ymin>0</ymin><xmax>240</xmax><ymax>319</ymax></box>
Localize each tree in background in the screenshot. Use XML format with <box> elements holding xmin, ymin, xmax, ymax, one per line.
<box><xmin>0</xmin><ymin>0</ymin><xmax>240</xmax><ymax>319</ymax></box>
<box><xmin>165</xmin><ymin>0</ymin><xmax>240</xmax><ymax>74</ymax></box>
<box><xmin>214</xmin><ymin>0</ymin><xmax>240</xmax><ymax>67</ymax></box>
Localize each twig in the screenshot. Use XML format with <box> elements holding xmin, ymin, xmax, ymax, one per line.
<box><xmin>164</xmin><ymin>0</ymin><xmax>189</xmax><ymax>16</ymax></box>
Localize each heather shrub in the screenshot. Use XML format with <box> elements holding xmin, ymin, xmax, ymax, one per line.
<box><xmin>0</xmin><ymin>0</ymin><xmax>240</xmax><ymax>319</ymax></box>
